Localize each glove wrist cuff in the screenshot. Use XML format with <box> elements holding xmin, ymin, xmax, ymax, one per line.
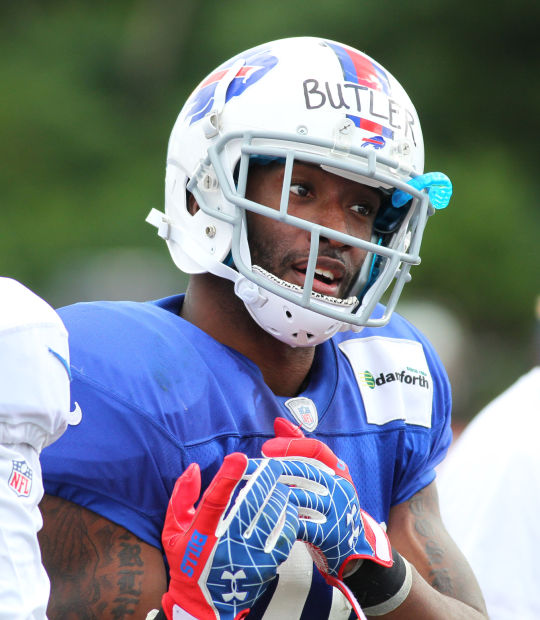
<box><xmin>343</xmin><ymin>548</ymin><xmax>412</xmax><ymax>616</ymax></box>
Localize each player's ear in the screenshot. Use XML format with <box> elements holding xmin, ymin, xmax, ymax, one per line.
<box><xmin>187</xmin><ymin>192</ymin><xmax>200</xmax><ymax>216</ymax></box>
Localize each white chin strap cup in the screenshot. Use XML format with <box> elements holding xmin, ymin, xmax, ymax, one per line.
<box><xmin>234</xmin><ymin>277</ymin><xmax>265</xmax><ymax>307</ymax></box>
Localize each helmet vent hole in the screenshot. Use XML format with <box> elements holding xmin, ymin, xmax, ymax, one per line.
<box><xmin>285</xmin><ymin>310</ymin><xmax>293</xmax><ymax>320</ymax></box>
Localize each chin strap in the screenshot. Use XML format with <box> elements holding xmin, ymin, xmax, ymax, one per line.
<box><xmin>147</xmin><ymin>208</ymin><xmax>266</xmax><ymax>310</ymax></box>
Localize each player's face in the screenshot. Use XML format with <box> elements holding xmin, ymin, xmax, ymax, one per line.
<box><xmin>245</xmin><ymin>162</ymin><xmax>382</xmax><ymax>299</ymax></box>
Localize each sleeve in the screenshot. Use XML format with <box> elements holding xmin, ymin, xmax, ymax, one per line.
<box><xmin>0</xmin><ymin>278</ymin><xmax>72</xmax><ymax>620</ymax></box>
<box><xmin>0</xmin><ymin>443</ymin><xmax>51</xmax><ymax>619</ymax></box>
<box><xmin>41</xmin><ymin>369</ymin><xmax>188</xmax><ymax>550</ymax></box>
<box><xmin>0</xmin><ymin>278</ymin><xmax>71</xmax><ymax>452</ymax></box>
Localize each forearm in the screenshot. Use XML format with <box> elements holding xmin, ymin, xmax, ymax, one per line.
<box><xmin>369</xmin><ymin>564</ymin><xmax>487</xmax><ymax>619</ymax></box>
<box><xmin>383</xmin><ymin>483</ymin><xmax>488</xmax><ymax>619</ymax></box>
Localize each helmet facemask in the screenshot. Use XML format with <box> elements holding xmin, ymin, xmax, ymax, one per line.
<box><xmin>182</xmin><ymin>131</ymin><xmax>432</xmax><ymax>345</ymax></box>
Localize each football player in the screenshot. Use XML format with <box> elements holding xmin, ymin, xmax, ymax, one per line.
<box><xmin>40</xmin><ymin>37</ymin><xmax>487</xmax><ymax>618</ymax></box>
<box><xmin>0</xmin><ymin>278</ymin><xmax>71</xmax><ymax>619</ymax></box>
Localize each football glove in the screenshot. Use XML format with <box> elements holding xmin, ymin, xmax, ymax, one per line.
<box><xmin>161</xmin><ymin>452</ymin><xmax>299</xmax><ymax>620</ymax></box>
<box><xmin>262</xmin><ymin>418</ymin><xmax>397</xmax><ymax>618</ymax></box>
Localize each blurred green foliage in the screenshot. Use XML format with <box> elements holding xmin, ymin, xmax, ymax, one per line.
<box><xmin>1</xmin><ymin>0</ymin><xmax>539</xmax><ymax>420</ymax></box>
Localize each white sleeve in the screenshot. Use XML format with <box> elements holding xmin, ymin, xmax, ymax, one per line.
<box><xmin>0</xmin><ymin>278</ymin><xmax>72</xmax><ymax>620</ymax></box>
<box><xmin>0</xmin><ymin>443</ymin><xmax>50</xmax><ymax>619</ymax></box>
<box><xmin>0</xmin><ymin>277</ymin><xmax>71</xmax><ymax>451</ymax></box>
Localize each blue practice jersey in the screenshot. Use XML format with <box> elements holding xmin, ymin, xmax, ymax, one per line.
<box><xmin>42</xmin><ymin>294</ymin><xmax>452</xmax><ymax>619</ymax></box>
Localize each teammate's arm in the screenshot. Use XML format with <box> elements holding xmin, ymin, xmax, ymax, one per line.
<box><xmin>39</xmin><ymin>494</ymin><xmax>167</xmax><ymax>619</ymax></box>
<box><xmin>382</xmin><ymin>481</ymin><xmax>487</xmax><ymax>619</ymax></box>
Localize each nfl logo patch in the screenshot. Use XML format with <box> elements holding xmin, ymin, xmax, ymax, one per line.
<box><xmin>283</xmin><ymin>397</ymin><xmax>319</xmax><ymax>432</ymax></box>
<box><xmin>8</xmin><ymin>459</ymin><xmax>33</xmax><ymax>497</ymax></box>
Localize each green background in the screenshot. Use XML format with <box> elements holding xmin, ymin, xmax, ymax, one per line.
<box><xmin>2</xmin><ymin>0</ymin><xmax>539</xmax><ymax>422</ymax></box>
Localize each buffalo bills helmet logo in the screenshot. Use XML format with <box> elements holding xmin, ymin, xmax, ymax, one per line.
<box><xmin>185</xmin><ymin>49</ymin><xmax>278</xmax><ymax>126</ymax></box>
<box><xmin>361</xmin><ymin>135</ymin><xmax>386</xmax><ymax>149</ymax></box>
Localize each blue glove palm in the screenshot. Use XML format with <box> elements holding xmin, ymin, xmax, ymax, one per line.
<box><xmin>206</xmin><ymin>458</ymin><xmax>300</xmax><ymax>612</ymax></box>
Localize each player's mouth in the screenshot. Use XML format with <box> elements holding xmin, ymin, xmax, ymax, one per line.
<box><xmin>291</xmin><ymin>258</ymin><xmax>345</xmax><ymax>297</ymax></box>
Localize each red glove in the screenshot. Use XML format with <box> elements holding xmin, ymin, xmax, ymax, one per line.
<box><xmin>161</xmin><ymin>452</ymin><xmax>299</xmax><ymax>620</ymax></box>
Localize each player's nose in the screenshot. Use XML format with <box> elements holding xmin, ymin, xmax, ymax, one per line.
<box><xmin>314</xmin><ymin>198</ymin><xmax>351</xmax><ymax>246</ymax></box>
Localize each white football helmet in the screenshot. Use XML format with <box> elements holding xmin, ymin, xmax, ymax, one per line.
<box><xmin>148</xmin><ymin>36</ymin><xmax>449</xmax><ymax>347</ymax></box>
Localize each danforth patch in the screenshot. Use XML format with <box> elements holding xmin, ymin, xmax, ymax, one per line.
<box><xmin>339</xmin><ymin>336</ymin><xmax>433</xmax><ymax>427</ymax></box>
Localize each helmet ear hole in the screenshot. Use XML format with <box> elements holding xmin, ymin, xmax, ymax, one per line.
<box><xmin>187</xmin><ymin>191</ymin><xmax>199</xmax><ymax>216</ymax></box>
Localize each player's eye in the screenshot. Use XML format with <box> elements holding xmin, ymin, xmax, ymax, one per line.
<box><xmin>290</xmin><ymin>183</ymin><xmax>311</xmax><ymax>198</ymax></box>
<box><xmin>350</xmin><ymin>204</ymin><xmax>373</xmax><ymax>217</ymax></box>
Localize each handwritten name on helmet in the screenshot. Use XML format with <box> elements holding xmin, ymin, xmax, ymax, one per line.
<box><xmin>302</xmin><ymin>78</ymin><xmax>417</xmax><ymax>146</ymax></box>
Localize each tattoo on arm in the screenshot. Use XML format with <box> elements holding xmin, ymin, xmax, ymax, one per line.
<box><xmin>39</xmin><ymin>495</ymin><xmax>165</xmax><ymax>619</ymax></box>
<box><xmin>408</xmin><ymin>487</ymin><xmax>453</xmax><ymax>596</ymax></box>
<box><xmin>391</xmin><ymin>484</ymin><xmax>487</xmax><ymax>614</ymax></box>
<box><xmin>111</xmin><ymin>532</ymin><xmax>145</xmax><ymax>618</ymax></box>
